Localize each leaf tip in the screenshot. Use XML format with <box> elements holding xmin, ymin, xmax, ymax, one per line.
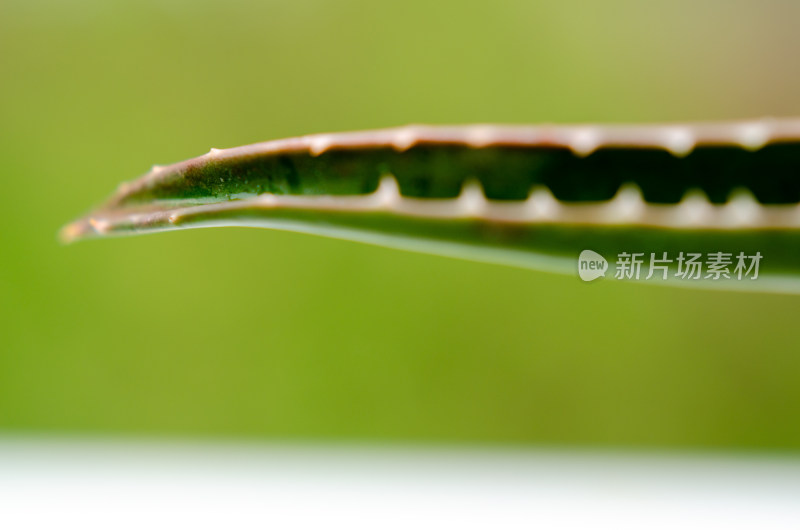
<box><xmin>58</xmin><ymin>218</ymin><xmax>91</xmax><ymax>244</ymax></box>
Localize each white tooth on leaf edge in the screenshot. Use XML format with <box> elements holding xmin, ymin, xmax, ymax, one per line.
<box><xmin>458</xmin><ymin>180</ymin><xmax>488</xmax><ymax>216</ymax></box>
<box><xmin>569</xmin><ymin>128</ymin><xmax>600</xmax><ymax>157</ymax></box>
<box><xmin>257</xmin><ymin>193</ymin><xmax>279</xmax><ymax>207</ymax></box>
<box><xmin>664</xmin><ymin>128</ymin><xmax>695</xmax><ymax>157</ymax></box>
<box><xmin>737</xmin><ymin>123</ymin><xmax>770</xmax><ymax>151</ymax></box>
<box><xmin>309</xmin><ymin>136</ymin><xmax>333</xmax><ymax>156</ymax></box>
<box><xmin>675</xmin><ymin>189</ymin><xmax>714</xmax><ymax>225</ymax></box>
<box><xmin>607</xmin><ymin>184</ymin><xmax>645</xmax><ymax>222</ymax></box>
<box><xmin>373</xmin><ymin>176</ymin><xmax>401</xmax><ymax>208</ymax></box>
<box><xmin>724</xmin><ymin>189</ymin><xmax>762</xmax><ymax>226</ymax></box>
<box><xmin>465</xmin><ymin>126</ymin><xmax>497</xmax><ymax>148</ymax></box>
<box><xmin>527</xmin><ymin>186</ymin><xmax>561</xmax><ymax>220</ymax></box>
<box><xmin>392</xmin><ymin>127</ymin><xmax>419</xmax><ymax>151</ymax></box>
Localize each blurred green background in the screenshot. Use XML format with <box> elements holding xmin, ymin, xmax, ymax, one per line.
<box><xmin>2</xmin><ymin>0</ymin><xmax>800</xmax><ymax>450</ymax></box>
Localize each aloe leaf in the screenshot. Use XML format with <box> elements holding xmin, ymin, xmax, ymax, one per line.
<box><xmin>62</xmin><ymin>120</ymin><xmax>800</xmax><ymax>293</ymax></box>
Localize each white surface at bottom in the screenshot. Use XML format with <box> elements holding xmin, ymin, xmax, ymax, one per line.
<box><xmin>0</xmin><ymin>438</ymin><xmax>798</xmax><ymax>529</ymax></box>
